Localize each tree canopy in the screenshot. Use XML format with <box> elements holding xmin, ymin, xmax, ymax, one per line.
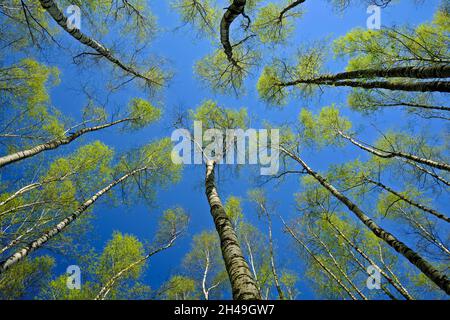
<box><xmin>0</xmin><ymin>0</ymin><xmax>448</xmax><ymax>301</ymax></box>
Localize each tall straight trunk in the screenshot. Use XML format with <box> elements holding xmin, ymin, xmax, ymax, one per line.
<box><xmin>310</xmin><ymin>229</ymin><xmax>368</xmax><ymax>300</ymax></box>
<box><xmin>344</xmin><ymin>244</ymin><xmax>396</xmax><ymax>299</ymax></box>
<box><xmin>95</xmin><ymin>236</ymin><xmax>178</xmax><ymax>300</ymax></box>
<box><xmin>0</xmin><ymin>201</ymin><xmax>47</xmax><ymax>218</ymax></box>
<box><xmin>377</xmin><ymin>243</ymin><xmax>409</xmax><ymax>295</ymax></box>
<box><xmin>0</xmin><ymin>118</ymin><xmax>131</xmax><ymax>169</ymax></box>
<box><xmin>243</xmin><ymin>237</ymin><xmax>262</xmax><ymax>297</ymax></box>
<box><xmin>38</xmin><ymin>0</ymin><xmax>160</xmax><ymax>86</ymax></box>
<box><xmin>308</xmin><ymin>65</ymin><xmax>450</xmax><ymax>82</ymax></box>
<box><xmin>330</xmin><ymin>79</ymin><xmax>450</xmax><ymax>93</ymax></box>
<box><xmin>202</xmin><ymin>253</ymin><xmax>211</xmax><ymax>300</ymax></box>
<box><xmin>220</xmin><ymin>0</ymin><xmax>246</xmax><ymax>64</ymax></box>
<box><xmin>205</xmin><ymin>160</ymin><xmax>260</xmax><ymax>300</ymax></box>
<box><xmin>337</xmin><ymin>130</ymin><xmax>450</xmax><ymax>172</ymax></box>
<box><xmin>397</xmin><ymin>207</ymin><xmax>450</xmax><ymax>256</ymax></box>
<box><xmin>365</xmin><ymin>178</ymin><xmax>450</xmax><ymax>223</ymax></box>
<box><xmin>278</xmin><ymin>78</ymin><xmax>450</xmax><ymax>93</ymax></box>
<box><xmin>325</xmin><ymin>218</ymin><xmax>414</xmax><ymax>300</ymax></box>
<box><xmin>372</xmin><ymin>102</ymin><xmax>450</xmax><ymax>112</ymax></box>
<box><xmin>281</xmin><ymin>147</ymin><xmax>450</xmax><ymax>294</ymax></box>
<box><xmin>0</xmin><ymin>171</ymin><xmax>75</xmax><ymax>207</ymax></box>
<box><xmin>260</xmin><ymin>204</ymin><xmax>284</xmax><ymax>300</ymax></box>
<box><xmin>278</xmin><ymin>0</ymin><xmax>306</xmax><ymax>21</ymax></box>
<box><xmin>403</xmin><ymin>159</ymin><xmax>450</xmax><ymax>187</ymax></box>
<box><xmin>279</xmin><ymin>215</ymin><xmax>358</xmax><ymax>300</ymax></box>
<box><xmin>267</xmin><ymin>214</ymin><xmax>284</xmax><ymax>300</ymax></box>
<box><xmin>0</xmin><ymin>167</ymin><xmax>147</xmax><ymax>274</ymax></box>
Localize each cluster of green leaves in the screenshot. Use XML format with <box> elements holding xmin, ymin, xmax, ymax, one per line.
<box><xmin>333</xmin><ymin>10</ymin><xmax>450</xmax><ymax>69</ymax></box>
<box><xmin>190</xmin><ymin>100</ymin><xmax>249</xmax><ymax>130</ymax></box>
<box><xmin>40</xmin><ymin>207</ymin><xmax>188</xmax><ymax>300</ymax></box>
<box><xmin>113</xmin><ymin>138</ymin><xmax>183</xmax><ymax>207</ymax></box>
<box><xmin>298</xmin><ymin>105</ymin><xmax>352</xmax><ymax>148</ymax></box>
<box><xmin>0</xmin><ymin>256</ymin><xmax>54</xmax><ymax>300</ymax></box>
<box><xmin>252</xmin><ymin>2</ymin><xmax>303</xmax><ymax>45</ymax></box>
<box><xmin>162</xmin><ymin>275</ymin><xmax>197</xmax><ymax>300</ymax></box>
<box><xmin>40</xmin><ymin>232</ymin><xmax>150</xmax><ymax>300</ymax></box>
<box><xmin>0</xmin><ymin>59</ymin><xmax>64</xmax><ymax>151</ymax></box>
<box><xmin>127</xmin><ymin>98</ymin><xmax>162</xmax><ymax>130</ymax></box>
<box><xmin>257</xmin><ymin>44</ymin><xmax>328</xmax><ymax>105</ymax></box>
<box><xmin>171</xmin><ymin>0</ymin><xmax>220</xmax><ymax>38</ymax></box>
<box><xmin>195</xmin><ymin>48</ymin><xmax>260</xmax><ymax>95</ymax></box>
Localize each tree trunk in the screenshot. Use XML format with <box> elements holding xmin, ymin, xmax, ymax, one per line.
<box><xmin>325</xmin><ymin>218</ymin><xmax>414</xmax><ymax>300</ymax></box>
<box><xmin>0</xmin><ymin>118</ymin><xmax>131</xmax><ymax>169</ymax></box>
<box><xmin>365</xmin><ymin>178</ymin><xmax>450</xmax><ymax>223</ymax></box>
<box><xmin>279</xmin><ymin>78</ymin><xmax>450</xmax><ymax>93</ymax></box>
<box><xmin>205</xmin><ymin>160</ymin><xmax>260</xmax><ymax>300</ymax></box>
<box><xmin>95</xmin><ymin>236</ymin><xmax>177</xmax><ymax>300</ymax></box>
<box><xmin>279</xmin><ymin>0</ymin><xmax>306</xmax><ymax>21</ymax></box>
<box><xmin>279</xmin><ymin>215</ymin><xmax>358</xmax><ymax>300</ymax></box>
<box><xmin>311</xmin><ymin>65</ymin><xmax>450</xmax><ymax>82</ymax></box>
<box><xmin>337</xmin><ymin>130</ymin><xmax>450</xmax><ymax>172</ymax></box>
<box><xmin>260</xmin><ymin>204</ymin><xmax>284</xmax><ymax>300</ymax></box>
<box><xmin>202</xmin><ymin>252</ymin><xmax>211</xmax><ymax>300</ymax></box>
<box><xmin>0</xmin><ymin>167</ymin><xmax>147</xmax><ymax>274</ymax></box>
<box><xmin>281</xmin><ymin>147</ymin><xmax>450</xmax><ymax>294</ymax></box>
<box><xmin>38</xmin><ymin>0</ymin><xmax>160</xmax><ymax>86</ymax></box>
<box><xmin>243</xmin><ymin>237</ymin><xmax>262</xmax><ymax>297</ymax></box>
<box><xmin>402</xmin><ymin>159</ymin><xmax>450</xmax><ymax>187</ymax></box>
<box><xmin>220</xmin><ymin>0</ymin><xmax>247</xmax><ymax>64</ymax></box>
<box><xmin>329</xmin><ymin>79</ymin><xmax>450</xmax><ymax>93</ymax></box>
<box><xmin>372</xmin><ymin>102</ymin><xmax>450</xmax><ymax>112</ymax></box>
<box><xmin>311</xmin><ymin>229</ymin><xmax>368</xmax><ymax>300</ymax></box>
<box><xmin>0</xmin><ymin>171</ymin><xmax>75</xmax><ymax>207</ymax></box>
<box><xmin>268</xmin><ymin>215</ymin><xmax>285</xmax><ymax>300</ymax></box>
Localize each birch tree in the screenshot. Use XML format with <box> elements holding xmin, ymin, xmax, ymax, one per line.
<box><xmin>182</xmin><ymin>231</ymin><xmax>228</xmax><ymax>300</ymax></box>
<box><xmin>275</xmin><ymin>131</ymin><xmax>450</xmax><ymax>294</ymax></box>
<box><xmin>180</xmin><ymin>100</ymin><xmax>261</xmax><ymax>300</ymax></box>
<box><xmin>0</xmin><ymin>138</ymin><xmax>181</xmax><ymax>274</ymax></box>
<box><xmin>0</xmin><ymin>98</ymin><xmax>161</xmax><ymax>168</ymax></box>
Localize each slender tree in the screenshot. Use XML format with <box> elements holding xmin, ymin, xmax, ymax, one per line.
<box><xmin>178</xmin><ymin>100</ymin><xmax>261</xmax><ymax>299</ymax></box>
<box><xmin>364</xmin><ymin>177</ymin><xmax>450</xmax><ymax>223</ymax></box>
<box><xmin>0</xmin><ymin>99</ymin><xmax>160</xmax><ymax>168</ymax></box>
<box><xmin>280</xmin><ymin>215</ymin><xmax>358</xmax><ymax>300</ymax></box>
<box><xmin>0</xmin><ymin>138</ymin><xmax>181</xmax><ymax>273</ymax></box>
<box><xmin>38</xmin><ymin>0</ymin><xmax>163</xmax><ymax>87</ymax></box>
<box><xmin>324</xmin><ymin>216</ymin><xmax>414</xmax><ymax>300</ymax></box>
<box><xmin>95</xmin><ymin>208</ymin><xmax>189</xmax><ymax>300</ymax></box>
<box><xmin>248</xmin><ymin>189</ymin><xmax>285</xmax><ymax>300</ymax></box>
<box><xmin>182</xmin><ymin>231</ymin><xmax>228</xmax><ymax>300</ymax></box>
<box><xmin>279</xmin><ymin>145</ymin><xmax>450</xmax><ymax>294</ymax></box>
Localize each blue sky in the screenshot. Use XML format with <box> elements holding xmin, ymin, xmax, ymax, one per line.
<box><xmin>7</xmin><ymin>0</ymin><xmax>447</xmax><ymax>299</ymax></box>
